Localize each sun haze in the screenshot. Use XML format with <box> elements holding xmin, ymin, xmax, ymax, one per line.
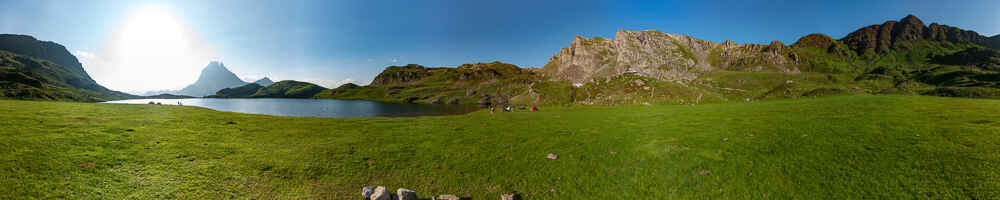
<box><xmin>79</xmin><ymin>5</ymin><xmax>215</xmax><ymax>94</ymax></box>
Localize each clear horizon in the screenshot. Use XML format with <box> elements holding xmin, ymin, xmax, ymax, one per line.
<box><xmin>2</xmin><ymin>0</ymin><xmax>998</xmax><ymax>94</ymax></box>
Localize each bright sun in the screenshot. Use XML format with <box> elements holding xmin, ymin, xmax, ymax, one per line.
<box><xmin>81</xmin><ymin>5</ymin><xmax>215</xmax><ymax>93</ymax></box>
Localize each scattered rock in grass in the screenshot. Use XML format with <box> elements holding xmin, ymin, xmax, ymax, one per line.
<box><xmin>81</xmin><ymin>162</ymin><xmax>96</xmax><ymax>168</ymax></box>
<box><xmin>722</xmin><ymin>138</ymin><xmax>729</xmax><ymax>142</ymax></box>
<box><xmin>501</xmin><ymin>193</ymin><xmax>515</xmax><ymax>200</ymax></box>
<box><xmin>610</xmin><ymin>151</ymin><xmax>616</xmax><ymax>154</ymax></box>
<box><xmin>396</xmin><ymin>188</ymin><xmax>417</xmax><ymax>200</ymax></box>
<box><xmin>747</xmin><ymin>132</ymin><xmax>756</xmax><ymax>137</ymax></box>
<box><xmin>698</xmin><ymin>169</ymin><xmax>712</xmax><ymax>175</ymax></box>
<box><xmin>747</xmin><ymin>172</ymin><xmax>753</xmax><ymax>177</ymax></box>
<box><xmin>762</xmin><ymin>193</ymin><xmax>767</xmax><ymax>198</ymax></box>
<box><xmin>547</xmin><ymin>153</ymin><xmax>558</xmax><ymax>160</ymax></box>
<box><xmin>801</xmin><ymin>134</ymin><xmax>808</xmax><ymax>137</ymax></box>
<box><xmin>436</xmin><ymin>194</ymin><xmax>460</xmax><ymax>200</ymax></box>
<box><xmin>361</xmin><ymin>187</ymin><xmax>374</xmax><ymax>199</ymax></box>
<box><xmin>550</xmin><ymin>189</ymin><xmax>556</xmax><ymax>193</ymax></box>
<box><xmin>226</xmin><ymin>121</ymin><xmax>237</xmax><ymax>125</ymax></box>
<box><xmin>370</xmin><ymin>186</ymin><xmax>391</xmax><ymax>200</ymax></box>
<box><xmin>125</xmin><ymin>129</ymin><xmax>134</xmax><ymax>132</ymax></box>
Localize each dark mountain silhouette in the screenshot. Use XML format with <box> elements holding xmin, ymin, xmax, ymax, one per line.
<box><xmin>0</xmin><ymin>34</ymin><xmax>136</xmax><ymax>101</ymax></box>
<box><xmin>176</xmin><ymin>61</ymin><xmax>248</xmax><ymax>97</ymax></box>
<box><xmin>207</xmin><ymin>80</ymin><xmax>326</xmax><ymax>98</ymax></box>
<box><xmin>253</xmin><ymin>77</ymin><xmax>274</xmax><ymax>86</ymax></box>
<box><xmin>841</xmin><ymin>15</ymin><xmax>1000</xmax><ymax>56</ymax></box>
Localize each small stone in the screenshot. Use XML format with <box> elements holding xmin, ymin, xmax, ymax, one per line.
<box><xmin>501</xmin><ymin>194</ymin><xmax>515</xmax><ymax>200</ymax></box>
<box><xmin>547</xmin><ymin>153</ymin><xmax>558</xmax><ymax>160</ymax></box>
<box><xmin>361</xmin><ymin>187</ymin><xmax>374</xmax><ymax>199</ymax></box>
<box><xmin>437</xmin><ymin>194</ymin><xmax>460</xmax><ymax>200</ymax></box>
<box><xmin>698</xmin><ymin>169</ymin><xmax>711</xmax><ymax>175</ymax></box>
<box><xmin>550</xmin><ymin>189</ymin><xmax>556</xmax><ymax>193</ymax></box>
<box><xmin>370</xmin><ymin>186</ymin><xmax>391</xmax><ymax>200</ymax></box>
<box><xmin>747</xmin><ymin>132</ymin><xmax>756</xmax><ymax>137</ymax></box>
<box><xmin>747</xmin><ymin>172</ymin><xmax>753</xmax><ymax>176</ymax></box>
<box><xmin>722</xmin><ymin>138</ymin><xmax>729</xmax><ymax>142</ymax></box>
<box><xmin>801</xmin><ymin>134</ymin><xmax>808</xmax><ymax>137</ymax></box>
<box><xmin>396</xmin><ymin>188</ymin><xmax>417</xmax><ymax>200</ymax></box>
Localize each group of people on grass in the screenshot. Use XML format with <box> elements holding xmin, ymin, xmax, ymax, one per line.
<box><xmin>489</xmin><ymin>104</ymin><xmax>538</xmax><ymax>114</ymax></box>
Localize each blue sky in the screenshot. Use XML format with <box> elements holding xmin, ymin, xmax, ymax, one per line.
<box><xmin>1</xmin><ymin>0</ymin><xmax>998</xmax><ymax>93</ymax></box>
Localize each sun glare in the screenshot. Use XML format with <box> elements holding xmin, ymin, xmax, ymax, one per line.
<box><xmin>86</xmin><ymin>5</ymin><xmax>215</xmax><ymax>93</ymax></box>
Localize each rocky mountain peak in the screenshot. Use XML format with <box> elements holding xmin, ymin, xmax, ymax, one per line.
<box><xmin>891</xmin><ymin>14</ymin><xmax>926</xmax><ymax>44</ymax></box>
<box><xmin>542</xmin><ymin>30</ymin><xmax>802</xmax><ymax>84</ymax></box>
<box><xmin>842</xmin><ymin>15</ymin><xmax>999</xmax><ymax>56</ymax></box>
<box><xmin>899</xmin><ymin>14</ymin><xmax>924</xmax><ymax>26</ymax></box>
<box><xmin>177</xmin><ymin>61</ymin><xmax>249</xmax><ymax>97</ymax></box>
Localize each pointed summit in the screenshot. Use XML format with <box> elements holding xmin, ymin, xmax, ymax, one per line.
<box><xmin>253</xmin><ymin>77</ymin><xmax>274</xmax><ymax>86</ymax></box>
<box><xmin>899</xmin><ymin>14</ymin><xmax>924</xmax><ymax>26</ymax></box>
<box><xmin>891</xmin><ymin>14</ymin><xmax>926</xmax><ymax>44</ymax></box>
<box><xmin>177</xmin><ymin>61</ymin><xmax>249</xmax><ymax>97</ymax></box>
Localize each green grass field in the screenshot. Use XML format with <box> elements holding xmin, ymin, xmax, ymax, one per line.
<box><xmin>1</xmin><ymin>95</ymin><xmax>998</xmax><ymax>199</ymax></box>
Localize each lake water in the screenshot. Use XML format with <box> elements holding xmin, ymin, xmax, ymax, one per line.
<box><xmin>105</xmin><ymin>98</ymin><xmax>481</xmax><ymax>118</ymax></box>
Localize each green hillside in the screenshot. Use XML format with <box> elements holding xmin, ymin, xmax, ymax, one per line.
<box><xmin>208</xmin><ymin>81</ymin><xmax>327</xmax><ymax>98</ymax></box>
<box><xmin>0</xmin><ymin>34</ymin><xmax>135</xmax><ymax>101</ymax></box>
<box><xmin>316</xmin><ymin>62</ymin><xmax>575</xmax><ymax>105</ymax></box>
<box><xmin>0</xmin><ymin>51</ymin><xmax>133</xmax><ymax>101</ymax></box>
<box><xmin>1</xmin><ymin>95</ymin><xmax>997</xmax><ymax>199</ymax></box>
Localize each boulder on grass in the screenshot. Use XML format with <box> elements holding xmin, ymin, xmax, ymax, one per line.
<box><xmin>361</xmin><ymin>187</ymin><xmax>374</xmax><ymax>199</ymax></box>
<box><xmin>370</xmin><ymin>186</ymin><xmax>391</xmax><ymax>200</ymax></box>
<box><xmin>397</xmin><ymin>188</ymin><xmax>417</xmax><ymax>200</ymax></box>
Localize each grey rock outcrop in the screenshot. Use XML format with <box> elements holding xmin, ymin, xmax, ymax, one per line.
<box><xmin>362</xmin><ymin>187</ymin><xmax>374</xmax><ymax>199</ymax></box>
<box><xmin>542</xmin><ymin>30</ymin><xmax>802</xmax><ymax>84</ymax></box>
<box><xmin>370</xmin><ymin>186</ymin><xmax>391</xmax><ymax>200</ymax></box>
<box><xmin>396</xmin><ymin>188</ymin><xmax>417</xmax><ymax>200</ymax></box>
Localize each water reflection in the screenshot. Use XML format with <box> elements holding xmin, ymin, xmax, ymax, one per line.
<box><xmin>105</xmin><ymin>98</ymin><xmax>480</xmax><ymax>118</ymax></box>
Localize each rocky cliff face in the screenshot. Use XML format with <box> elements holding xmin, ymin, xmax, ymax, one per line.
<box><xmin>542</xmin><ymin>30</ymin><xmax>802</xmax><ymax>84</ymax></box>
<box><xmin>841</xmin><ymin>15</ymin><xmax>1000</xmax><ymax>56</ymax></box>
<box><xmin>791</xmin><ymin>33</ymin><xmax>851</xmax><ymax>57</ymax></box>
<box><xmin>370</xmin><ymin>64</ymin><xmax>434</xmax><ymax>86</ymax></box>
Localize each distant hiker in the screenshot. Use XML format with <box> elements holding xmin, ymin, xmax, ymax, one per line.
<box><xmin>177</xmin><ymin>102</ymin><xmax>183</xmax><ymax>106</ymax></box>
<box><xmin>531</xmin><ymin>106</ymin><xmax>538</xmax><ymax>111</ymax></box>
<box><xmin>490</xmin><ymin>106</ymin><xmax>495</xmax><ymax>114</ymax></box>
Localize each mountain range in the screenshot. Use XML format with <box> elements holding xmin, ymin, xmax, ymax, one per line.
<box><xmin>144</xmin><ymin>61</ymin><xmax>275</xmax><ymax>97</ymax></box>
<box><xmin>2</xmin><ymin>14</ymin><xmax>998</xmax><ymax>104</ymax></box>
<box><xmin>324</xmin><ymin>15</ymin><xmax>1000</xmax><ymax>105</ymax></box>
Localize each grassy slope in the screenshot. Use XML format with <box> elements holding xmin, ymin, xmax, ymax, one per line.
<box><xmin>1</xmin><ymin>95</ymin><xmax>999</xmax><ymax>199</ymax></box>
<box><xmin>0</xmin><ymin>51</ymin><xmax>121</xmax><ymax>102</ymax></box>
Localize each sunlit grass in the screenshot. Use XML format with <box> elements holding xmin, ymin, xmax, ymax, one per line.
<box><xmin>1</xmin><ymin>95</ymin><xmax>998</xmax><ymax>199</ymax></box>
